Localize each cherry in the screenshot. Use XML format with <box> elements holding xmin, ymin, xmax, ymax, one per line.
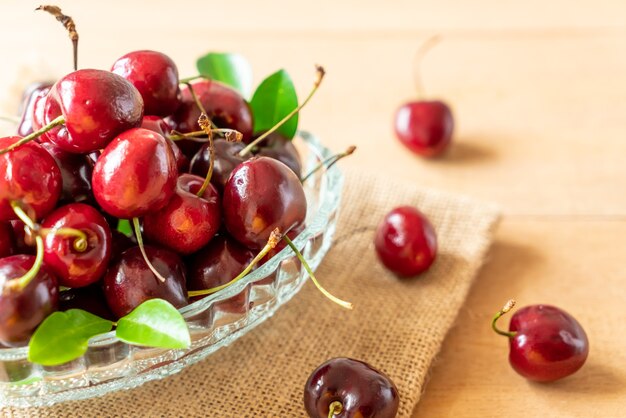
<box><xmin>92</xmin><ymin>128</ymin><xmax>177</xmax><ymax>219</ymax></box>
<box><xmin>16</xmin><ymin>82</ymin><xmax>53</xmax><ymax>137</ymax></box>
<box><xmin>10</xmin><ymin>220</ymin><xmax>35</xmax><ymax>255</ymax></box>
<box><xmin>189</xmin><ymin>139</ymin><xmax>248</xmax><ymax>191</ymax></box>
<box><xmin>41</xmin><ymin>142</ymin><xmax>94</xmax><ymax>204</ymax></box>
<box><xmin>41</xmin><ymin>203</ymin><xmax>112</xmax><ymax>288</ymax></box>
<box><xmin>141</xmin><ymin>116</ymin><xmax>188</xmax><ymax>172</ymax></box>
<box><xmin>166</xmin><ymin>80</ymin><xmax>253</xmax><ymax>146</ymax></box>
<box><xmin>0</xmin><ymin>223</ymin><xmax>15</xmax><ymax>258</ymax></box>
<box><xmin>111</xmin><ymin>230</ymin><xmax>137</xmax><ymax>260</ymax></box>
<box><xmin>223</xmin><ymin>156</ymin><xmax>307</xmax><ymax>249</ymax></box>
<box><xmin>41</xmin><ymin>69</ymin><xmax>144</xmax><ymax>153</ymax></box>
<box><xmin>304</xmin><ymin>357</ymin><xmax>399</xmax><ymax>418</ymax></box>
<box><xmin>143</xmin><ymin>174</ymin><xmax>221</xmax><ymax>255</ymax></box>
<box><xmin>0</xmin><ymin>136</ymin><xmax>62</xmax><ymax>222</ymax></box>
<box><xmin>254</xmin><ymin>132</ymin><xmax>302</xmax><ymax>177</ymax></box>
<box><xmin>492</xmin><ymin>300</ymin><xmax>589</xmax><ymax>382</ymax></box>
<box><xmin>59</xmin><ymin>284</ymin><xmax>115</xmax><ymax>321</ymax></box>
<box><xmin>374</xmin><ymin>206</ymin><xmax>437</xmax><ymax>277</ymax></box>
<box><xmin>394</xmin><ymin>100</ymin><xmax>454</xmax><ymax>157</ymax></box>
<box><xmin>103</xmin><ymin>245</ymin><xmax>188</xmax><ymax>318</ymax></box>
<box><xmin>0</xmin><ymin>255</ymin><xmax>58</xmax><ymax>346</ymax></box>
<box><xmin>111</xmin><ymin>50</ymin><xmax>181</xmax><ymax>117</ymax></box>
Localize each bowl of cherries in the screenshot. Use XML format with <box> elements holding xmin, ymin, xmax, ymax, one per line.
<box><xmin>0</xmin><ymin>6</ymin><xmax>352</xmax><ymax>407</ymax></box>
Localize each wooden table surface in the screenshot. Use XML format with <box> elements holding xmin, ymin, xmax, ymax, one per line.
<box><xmin>1</xmin><ymin>1</ymin><xmax>625</xmax><ymax>416</ymax></box>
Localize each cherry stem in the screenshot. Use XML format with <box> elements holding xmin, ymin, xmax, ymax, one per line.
<box><xmin>301</xmin><ymin>146</ymin><xmax>356</xmax><ymax>183</ymax></box>
<box><xmin>179</xmin><ymin>75</ymin><xmax>204</xmax><ymax>84</ymax></box>
<box><xmin>0</xmin><ymin>115</ymin><xmax>65</xmax><ymax>156</ymax></box>
<box><xmin>238</xmin><ymin>65</ymin><xmax>326</xmax><ymax>157</ymax></box>
<box><xmin>196</xmin><ymin>113</ymin><xmax>215</xmax><ymax>197</ymax></box>
<box><xmin>188</xmin><ymin>228</ymin><xmax>282</xmax><ymax>298</ymax></box>
<box><xmin>183</xmin><ymin>82</ymin><xmax>219</xmax><ymax>131</ymax></box>
<box><xmin>167</xmin><ymin>128</ymin><xmax>242</xmax><ymax>142</ymax></box>
<box><xmin>36</xmin><ymin>5</ymin><xmax>79</xmax><ymax>71</ymax></box>
<box><xmin>6</xmin><ymin>202</ymin><xmax>44</xmax><ymax>291</ymax></box>
<box><xmin>413</xmin><ymin>34</ymin><xmax>442</xmax><ymax>99</ymax></box>
<box><xmin>284</xmin><ymin>235</ymin><xmax>353</xmax><ymax>310</ymax></box>
<box><xmin>40</xmin><ymin>227</ymin><xmax>88</xmax><ymax>252</ymax></box>
<box><xmin>328</xmin><ymin>401</ymin><xmax>343</xmax><ymax>418</ymax></box>
<box><xmin>132</xmin><ymin>217</ymin><xmax>167</xmax><ymax>283</ymax></box>
<box><xmin>492</xmin><ymin>299</ymin><xmax>517</xmax><ymax>338</ymax></box>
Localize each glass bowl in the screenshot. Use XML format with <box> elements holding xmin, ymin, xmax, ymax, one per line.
<box><xmin>0</xmin><ymin>131</ymin><xmax>344</xmax><ymax>408</ymax></box>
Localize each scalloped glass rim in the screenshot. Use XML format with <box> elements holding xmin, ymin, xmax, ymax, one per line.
<box><xmin>0</xmin><ymin>130</ymin><xmax>344</xmax><ymax>407</ymax></box>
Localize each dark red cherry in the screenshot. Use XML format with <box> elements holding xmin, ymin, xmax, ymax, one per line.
<box><xmin>189</xmin><ymin>139</ymin><xmax>248</xmax><ymax>191</ymax></box>
<box><xmin>166</xmin><ymin>79</ymin><xmax>253</xmax><ymax>145</ymax></box>
<box><xmin>504</xmin><ymin>304</ymin><xmax>589</xmax><ymax>382</ymax></box>
<box><xmin>0</xmin><ymin>223</ymin><xmax>14</xmax><ymax>258</ymax></box>
<box><xmin>394</xmin><ymin>100</ymin><xmax>454</xmax><ymax>157</ymax></box>
<box><xmin>42</xmin><ymin>69</ymin><xmax>144</xmax><ymax>153</ymax></box>
<box><xmin>143</xmin><ymin>174</ymin><xmax>221</xmax><ymax>255</ymax></box>
<box><xmin>223</xmin><ymin>157</ymin><xmax>307</xmax><ymax>249</ymax></box>
<box><xmin>111</xmin><ymin>50</ymin><xmax>181</xmax><ymax>117</ymax></box>
<box><xmin>17</xmin><ymin>82</ymin><xmax>53</xmax><ymax>137</ymax></box>
<box><xmin>374</xmin><ymin>206</ymin><xmax>437</xmax><ymax>277</ymax></box>
<box><xmin>59</xmin><ymin>284</ymin><xmax>115</xmax><ymax>321</ymax></box>
<box><xmin>304</xmin><ymin>357</ymin><xmax>400</xmax><ymax>418</ymax></box>
<box><xmin>111</xmin><ymin>230</ymin><xmax>137</xmax><ymax>260</ymax></box>
<box><xmin>92</xmin><ymin>128</ymin><xmax>177</xmax><ymax>219</ymax></box>
<box><xmin>41</xmin><ymin>142</ymin><xmax>93</xmax><ymax>204</ymax></box>
<box><xmin>10</xmin><ymin>220</ymin><xmax>35</xmax><ymax>255</ymax></box>
<box><xmin>254</xmin><ymin>132</ymin><xmax>302</xmax><ymax>177</ymax></box>
<box><xmin>0</xmin><ymin>255</ymin><xmax>58</xmax><ymax>346</ymax></box>
<box><xmin>42</xmin><ymin>203</ymin><xmax>112</xmax><ymax>288</ymax></box>
<box><xmin>141</xmin><ymin>116</ymin><xmax>188</xmax><ymax>172</ymax></box>
<box><xmin>103</xmin><ymin>245</ymin><xmax>188</xmax><ymax>318</ymax></box>
<box><xmin>0</xmin><ymin>137</ymin><xmax>62</xmax><ymax>222</ymax></box>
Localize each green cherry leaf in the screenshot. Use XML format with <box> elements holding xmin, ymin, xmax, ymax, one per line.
<box><xmin>250</xmin><ymin>69</ymin><xmax>299</xmax><ymax>140</ymax></box>
<box><xmin>116</xmin><ymin>219</ymin><xmax>132</xmax><ymax>237</ymax></box>
<box><xmin>115</xmin><ymin>299</ymin><xmax>191</xmax><ymax>349</ymax></box>
<box><xmin>28</xmin><ymin>310</ymin><xmax>113</xmax><ymax>366</ymax></box>
<box><xmin>196</xmin><ymin>52</ymin><xmax>253</xmax><ymax>99</ymax></box>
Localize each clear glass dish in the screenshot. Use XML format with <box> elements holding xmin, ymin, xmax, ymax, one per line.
<box><xmin>0</xmin><ymin>131</ymin><xmax>344</xmax><ymax>408</ymax></box>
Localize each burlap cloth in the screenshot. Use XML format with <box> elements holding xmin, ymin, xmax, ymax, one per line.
<box><xmin>1</xmin><ymin>170</ymin><xmax>500</xmax><ymax>418</ymax></box>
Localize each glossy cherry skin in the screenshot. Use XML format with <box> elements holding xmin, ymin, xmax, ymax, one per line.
<box><xmin>374</xmin><ymin>206</ymin><xmax>437</xmax><ymax>277</ymax></box>
<box><xmin>141</xmin><ymin>116</ymin><xmax>188</xmax><ymax>172</ymax></box>
<box><xmin>507</xmin><ymin>305</ymin><xmax>589</xmax><ymax>382</ymax></box>
<box><xmin>0</xmin><ymin>137</ymin><xmax>62</xmax><ymax>222</ymax></box>
<box><xmin>189</xmin><ymin>139</ymin><xmax>248</xmax><ymax>192</ymax></box>
<box><xmin>42</xmin><ymin>203</ymin><xmax>112</xmax><ymax>288</ymax></box>
<box><xmin>167</xmin><ymin>79</ymin><xmax>253</xmax><ymax>144</ymax></box>
<box><xmin>41</xmin><ymin>143</ymin><xmax>94</xmax><ymax>204</ymax></box>
<box><xmin>223</xmin><ymin>157</ymin><xmax>307</xmax><ymax>249</ymax></box>
<box><xmin>42</xmin><ymin>69</ymin><xmax>144</xmax><ymax>153</ymax></box>
<box><xmin>59</xmin><ymin>284</ymin><xmax>115</xmax><ymax>321</ymax></box>
<box><xmin>394</xmin><ymin>100</ymin><xmax>454</xmax><ymax>157</ymax></box>
<box><xmin>304</xmin><ymin>357</ymin><xmax>399</xmax><ymax>418</ymax></box>
<box><xmin>17</xmin><ymin>82</ymin><xmax>53</xmax><ymax>137</ymax></box>
<box><xmin>103</xmin><ymin>245</ymin><xmax>188</xmax><ymax>318</ymax></box>
<box><xmin>92</xmin><ymin>128</ymin><xmax>177</xmax><ymax>219</ymax></box>
<box><xmin>0</xmin><ymin>255</ymin><xmax>59</xmax><ymax>346</ymax></box>
<box><xmin>0</xmin><ymin>223</ymin><xmax>14</xmax><ymax>258</ymax></box>
<box><xmin>143</xmin><ymin>174</ymin><xmax>221</xmax><ymax>255</ymax></box>
<box><xmin>111</xmin><ymin>50</ymin><xmax>181</xmax><ymax>117</ymax></box>
<box><xmin>254</xmin><ymin>132</ymin><xmax>302</xmax><ymax>177</ymax></box>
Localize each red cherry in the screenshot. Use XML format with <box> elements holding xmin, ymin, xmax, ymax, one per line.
<box><xmin>10</xmin><ymin>220</ymin><xmax>35</xmax><ymax>255</ymax></box>
<box><xmin>374</xmin><ymin>206</ymin><xmax>437</xmax><ymax>277</ymax></box>
<box><xmin>141</xmin><ymin>116</ymin><xmax>188</xmax><ymax>172</ymax></box>
<box><xmin>254</xmin><ymin>132</ymin><xmax>302</xmax><ymax>177</ymax></box>
<box><xmin>111</xmin><ymin>50</ymin><xmax>181</xmax><ymax>117</ymax></box>
<box><xmin>103</xmin><ymin>245</ymin><xmax>188</xmax><ymax>318</ymax></box>
<box><xmin>189</xmin><ymin>139</ymin><xmax>248</xmax><ymax>192</ymax></box>
<box><xmin>42</xmin><ymin>69</ymin><xmax>144</xmax><ymax>153</ymax></box>
<box><xmin>0</xmin><ymin>223</ymin><xmax>15</xmax><ymax>258</ymax></box>
<box><xmin>92</xmin><ymin>128</ymin><xmax>177</xmax><ymax>219</ymax></box>
<box><xmin>41</xmin><ymin>142</ymin><xmax>94</xmax><ymax>204</ymax></box>
<box><xmin>223</xmin><ymin>157</ymin><xmax>306</xmax><ymax>249</ymax></box>
<box><xmin>143</xmin><ymin>174</ymin><xmax>221</xmax><ymax>255</ymax></box>
<box><xmin>0</xmin><ymin>255</ymin><xmax>58</xmax><ymax>346</ymax></box>
<box><xmin>304</xmin><ymin>357</ymin><xmax>400</xmax><ymax>418</ymax></box>
<box><xmin>59</xmin><ymin>284</ymin><xmax>115</xmax><ymax>321</ymax></box>
<box><xmin>16</xmin><ymin>82</ymin><xmax>53</xmax><ymax>137</ymax></box>
<box><xmin>0</xmin><ymin>137</ymin><xmax>62</xmax><ymax>222</ymax></box>
<box><xmin>42</xmin><ymin>203</ymin><xmax>112</xmax><ymax>288</ymax></box>
<box><xmin>493</xmin><ymin>301</ymin><xmax>589</xmax><ymax>382</ymax></box>
<box><xmin>394</xmin><ymin>100</ymin><xmax>453</xmax><ymax>157</ymax></box>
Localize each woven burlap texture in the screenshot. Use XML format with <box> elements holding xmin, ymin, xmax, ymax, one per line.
<box><xmin>2</xmin><ymin>170</ymin><xmax>500</xmax><ymax>418</ymax></box>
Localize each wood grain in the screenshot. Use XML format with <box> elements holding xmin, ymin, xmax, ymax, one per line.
<box><xmin>0</xmin><ymin>1</ymin><xmax>623</xmax><ymax>416</ymax></box>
